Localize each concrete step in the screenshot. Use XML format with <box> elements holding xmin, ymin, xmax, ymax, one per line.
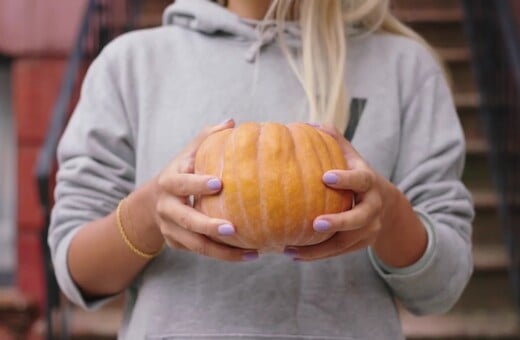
<box><xmin>401</xmin><ymin>309</ymin><xmax>520</xmax><ymax>339</ymax></box>
<box><xmin>394</xmin><ymin>7</ymin><xmax>463</xmax><ymax>24</ymax></box>
<box><xmin>455</xmin><ymin>92</ymin><xmax>481</xmax><ymax>108</ymax></box>
<box><xmin>393</xmin><ymin>0</ymin><xmax>460</xmax><ymax>11</ymax></box>
<box><xmin>438</xmin><ymin>47</ymin><xmax>471</xmax><ymax>63</ymax></box>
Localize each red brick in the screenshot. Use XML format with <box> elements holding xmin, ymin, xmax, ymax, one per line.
<box><xmin>17</xmin><ymin>231</ymin><xmax>45</xmax><ymax>313</ymax></box>
<box><xmin>0</xmin><ymin>0</ymin><xmax>87</xmax><ymax>57</ymax></box>
<box><xmin>12</xmin><ymin>58</ymin><xmax>89</xmax><ymax>145</ymax></box>
<box><xmin>13</xmin><ymin>58</ymin><xmax>67</xmax><ymax>145</ymax></box>
<box><xmin>17</xmin><ymin>146</ymin><xmax>46</xmax><ymax>231</ymax></box>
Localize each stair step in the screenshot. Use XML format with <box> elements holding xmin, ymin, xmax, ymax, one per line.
<box><xmin>438</xmin><ymin>47</ymin><xmax>471</xmax><ymax>63</ymax></box>
<box><xmin>473</xmin><ymin>190</ymin><xmax>498</xmax><ymax>209</ymax></box>
<box><xmin>394</xmin><ymin>8</ymin><xmax>464</xmax><ymax>23</ymax></box>
<box><xmin>473</xmin><ymin>244</ymin><xmax>509</xmax><ymax>271</ymax></box>
<box><xmin>392</xmin><ymin>0</ymin><xmax>460</xmax><ymax>11</ymax></box>
<box><xmin>466</xmin><ymin>138</ymin><xmax>488</xmax><ymax>154</ymax></box>
<box><xmin>401</xmin><ymin>310</ymin><xmax>520</xmax><ymax>339</ymax></box>
<box><xmin>455</xmin><ymin>92</ymin><xmax>481</xmax><ymax>108</ymax></box>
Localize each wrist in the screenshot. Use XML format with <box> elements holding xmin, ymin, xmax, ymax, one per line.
<box><xmin>372</xmin><ymin>178</ymin><xmax>428</xmax><ymax>268</ymax></box>
<box><xmin>124</xmin><ymin>179</ymin><xmax>165</xmax><ymax>253</ymax></box>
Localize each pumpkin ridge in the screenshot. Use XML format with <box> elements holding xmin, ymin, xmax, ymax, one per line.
<box><xmin>281</xmin><ymin>125</ymin><xmax>290</xmax><ymax>249</ymax></box>
<box><xmin>287</xmin><ymin>124</ymin><xmax>310</xmax><ymax>246</ymax></box>
<box><xmin>231</xmin><ymin>128</ymin><xmax>255</xmax><ymax>246</ymax></box>
<box><xmin>218</xmin><ymin>132</ymin><xmax>249</xmax><ymax>248</ymax></box>
<box><xmin>300</xmin><ymin>125</ymin><xmax>328</xmax><ymax>245</ymax></box>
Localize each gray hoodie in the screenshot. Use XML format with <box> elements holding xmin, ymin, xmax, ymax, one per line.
<box><xmin>49</xmin><ymin>0</ymin><xmax>474</xmax><ymax>339</ymax></box>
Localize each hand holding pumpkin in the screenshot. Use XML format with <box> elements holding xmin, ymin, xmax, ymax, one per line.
<box><xmin>154</xmin><ymin>118</ymin><xmax>259</xmax><ymax>262</ymax></box>
<box><xmin>286</xmin><ymin>125</ymin><xmax>397</xmax><ymax>261</ymax></box>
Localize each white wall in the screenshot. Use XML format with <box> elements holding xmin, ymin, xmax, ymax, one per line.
<box><xmin>0</xmin><ymin>59</ymin><xmax>15</xmax><ymax>285</ymax></box>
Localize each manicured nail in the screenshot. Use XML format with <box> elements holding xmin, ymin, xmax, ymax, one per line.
<box><xmin>218</xmin><ymin>223</ymin><xmax>235</xmax><ymax>236</ymax></box>
<box><xmin>314</xmin><ymin>219</ymin><xmax>331</xmax><ymax>232</ymax></box>
<box><xmin>306</xmin><ymin>122</ymin><xmax>321</xmax><ymax>128</ymax></box>
<box><xmin>207</xmin><ymin>178</ymin><xmax>222</xmax><ymax>191</ymax></box>
<box><xmin>219</xmin><ymin>118</ymin><xmax>233</xmax><ymax>125</ymax></box>
<box><xmin>284</xmin><ymin>248</ymin><xmax>298</xmax><ymax>257</ymax></box>
<box><xmin>243</xmin><ymin>252</ymin><xmax>259</xmax><ymax>261</ymax></box>
<box><xmin>323</xmin><ymin>172</ymin><xmax>338</xmax><ymax>184</ymax></box>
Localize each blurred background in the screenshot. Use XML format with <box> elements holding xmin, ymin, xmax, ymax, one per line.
<box><xmin>0</xmin><ymin>0</ymin><xmax>519</xmax><ymax>339</ymax></box>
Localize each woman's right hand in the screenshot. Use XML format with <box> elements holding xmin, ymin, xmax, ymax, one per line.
<box><xmin>153</xmin><ymin>118</ymin><xmax>259</xmax><ymax>262</ymax></box>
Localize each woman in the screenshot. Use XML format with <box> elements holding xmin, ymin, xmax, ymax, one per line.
<box><xmin>49</xmin><ymin>0</ymin><xmax>474</xmax><ymax>338</ymax></box>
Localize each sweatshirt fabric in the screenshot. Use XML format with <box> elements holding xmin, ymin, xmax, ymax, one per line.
<box><xmin>48</xmin><ymin>0</ymin><xmax>475</xmax><ymax>339</ymax></box>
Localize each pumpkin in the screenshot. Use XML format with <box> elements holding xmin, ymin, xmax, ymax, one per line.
<box><xmin>194</xmin><ymin>122</ymin><xmax>353</xmax><ymax>252</ymax></box>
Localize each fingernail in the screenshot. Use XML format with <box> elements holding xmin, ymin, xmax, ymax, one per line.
<box><xmin>314</xmin><ymin>219</ymin><xmax>331</xmax><ymax>232</ymax></box>
<box><xmin>207</xmin><ymin>178</ymin><xmax>222</xmax><ymax>190</ymax></box>
<box><xmin>323</xmin><ymin>172</ymin><xmax>338</xmax><ymax>184</ymax></box>
<box><xmin>243</xmin><ymin>251</ymin><xmax>259</xmax><ymax>261</ymax></box>
<box><xmin>306</xmin><ymin>122</ymin><xmax>321</xmax><ymax>128</ymax></box>
<box><xmin>284</xmin><ymin>248</ymin><xmax>298</xmax><ymax>257</ymax></box>
<box><xmin>218</xmin><ymin>223</ymin><xmax>235</xmax><ymax>236</ymax></box>
<box><xmin>219</xmin><ymin>118</ymin><xmax>233</xmax><ymax>125</ymax></box>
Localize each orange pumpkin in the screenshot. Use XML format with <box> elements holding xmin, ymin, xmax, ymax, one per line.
<box><xmin>194</xmin><ymin>122</ymin><xmax>353</xmax><ymax>252</ymax></box>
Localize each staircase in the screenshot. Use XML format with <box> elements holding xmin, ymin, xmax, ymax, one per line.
<box><xmin>393</xmin><ymin>0</ymin><xmax>520</xmax><ymax>338</ymax></box>
<box><xmin>1</xmin><ymin>0</ymin><xmax>518</xmax><ymax>338</ymax></box>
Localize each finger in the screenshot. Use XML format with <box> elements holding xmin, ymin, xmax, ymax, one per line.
<box><xmin>294</xmin><ymin>237</ymin><xmax>374</xmax><ymax>262</ymax></box>
<box><xmin>288</xmin><ymin>224</ymin><xmax>378</xmax><ymax>261</ymax></box>
<box><xmin>182</xmin><ymin>118</ymin><xmax>235</xmax><ymax>158</ymax></box>
<box><xmin>162</xmin><ymin>223</ymin><xmax>258</xmax><ymax>262</ymax></box>
<box><xmin>158</xmin><ymin>173</ymin><xmax>223</xmax><ymax>197</ymax></box>
<box><xmin>157</xmin><ymin>195</ymin><xmax>235</xmax><ymax>238</ymax></box>
<box><xmin>322</xmin><ymin>169</ymin><xmax>375</xmax><ymax>193</ymax></box>
<box><xmin>314</xmin><ymin>190</ymin><xmax>382</xmax><ymax>232</ymax></box>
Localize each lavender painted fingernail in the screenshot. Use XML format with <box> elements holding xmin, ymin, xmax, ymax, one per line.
<box><xmin>207</xmin><ymin>178</ymin><xmax>222</xmax><ymax>190</ymax></box>
<box><xmin>218</xmin><ymin>223</ymin><xmax>235</xmax><ymax>236</ymax></box>
<box><xmin>323</xmin><ymin>172</ymin><xmax>338</xmax><ymax>184</ymax></box>
<box><xmin>314</xmin><ymin>219</ymin><xmax>331</xmax><ymax>232</ymax></box>
<box><xmin>306</xmin><ymin>122</ymin><xmax>321</xmax><ymax>128</ymax></box>
<box><xmin>243</xmin><ymin>252</ymin><xmax>259</xmax><ymax>261</ymax></box>
<box><xmin>219</xmin><ymin>118</ymin><xmax>233</xmax><ymax>125</ymax></box>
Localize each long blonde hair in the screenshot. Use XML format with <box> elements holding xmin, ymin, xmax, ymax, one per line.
<box><xmin>219</xmin><ymin>0</ymin><xmax>439</xmax><ymax>132</ymax></box>
<box><xmin>266</xmin><ymin>0</ymin><xmax>439</xmax><ymax>131</ymax></box>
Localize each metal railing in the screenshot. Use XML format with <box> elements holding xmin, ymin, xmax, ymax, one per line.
<box><xmin>35</xmin><ymin>0</ymin><xmax>143</xmax><ymax>338</ymax></box>
<box><xmin>462</xmin><ymin>0</ymin><xmax>520</xmax><ymax>311</ymax></box>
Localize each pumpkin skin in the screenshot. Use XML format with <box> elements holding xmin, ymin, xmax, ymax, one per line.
<box><xmin>194</xmin><ymin>122</ymin><xmax>353</xmax><ymax>252</ymax></box>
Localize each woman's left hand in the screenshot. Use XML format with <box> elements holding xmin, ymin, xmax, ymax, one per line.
<box><xmin>286</xmin><ymin>125</ymin><xmax>398</xmax><ymax>261</ymax></box>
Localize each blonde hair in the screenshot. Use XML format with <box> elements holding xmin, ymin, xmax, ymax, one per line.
<box><xmin>218</xmin><ymin>0</ymin><xmax>441</xmax><ymax>132</ymax></box>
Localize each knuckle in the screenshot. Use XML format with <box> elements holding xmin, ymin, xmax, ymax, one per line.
<box><xmin>157</xmin><ymin>173</ymin><xmax>170</xmax><ymax>190</ymax></box>
<box><xmin>178</xmin><ymin>211</ymin><xmax>193</xmax><ymax>231</ymax></box>
<box><xmin>362</xmin><ymin>172</ymin><xmax>373</xmax><ymax>190</ymax></box>
<box><xmin>155</xmin><ymin>199</ymin><xmax>169</xmax><ymax>219</ymax></box>
<box><xmin>372</xmin><ymin>195</ymin><xmax>383</xmax><ymax>212</ymax></box>
<box><xmin>175</xmin><ymin>179</ymin><xmax>189</xmax><ymax>196</ymax></box>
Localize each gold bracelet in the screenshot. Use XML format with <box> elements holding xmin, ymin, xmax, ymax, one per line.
<box><xmin>116</xmin><ymin>198</ymin><xmax>163</xmax><ymax>259</ymax></box>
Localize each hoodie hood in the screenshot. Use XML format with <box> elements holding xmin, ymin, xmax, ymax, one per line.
<box><xmin>162</xmin><ymin>0</ymin><xmax>302</xmax><ymax>62</ymax></box>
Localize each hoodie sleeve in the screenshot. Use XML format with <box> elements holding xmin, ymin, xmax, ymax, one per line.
<box><xmin>369</xmin><ymin>71</ymin><xmax>475</xmax><ymax>316</ymax></box>
<box><xmin>48</xmin><ymin>45</ymin><xmax>136</xmax><ymax>310</ymax></box>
